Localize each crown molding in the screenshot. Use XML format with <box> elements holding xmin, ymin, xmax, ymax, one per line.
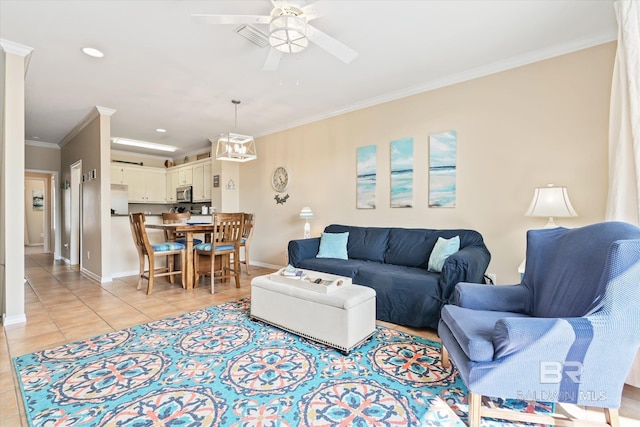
<box><xmin>96</xmin><ymin>106</ymin><xmax>116</xmax><ymax>116</ymax></box>
<box><xmin>0</xmin><ymin>39</ymin><xmax>33</xmax><ymax>57</ymax></box>
<box><xmin>257</xmin><ymin>34</ymin><xmax>617</xmax><ymax>139</ymax></box>
<box><xmin>25</xmin><ymin>140</ymin><xmax>60</xmax><ymax>149</ymax></box>
<box><xmin>0</xmin><ymin>39</ymin><xmax>34</xmax><ymax>75</ymax></box>
<box><xmin>59</xmin><ymin>105</ymin><xmax>116</xmax><ymax>148</ymax></box>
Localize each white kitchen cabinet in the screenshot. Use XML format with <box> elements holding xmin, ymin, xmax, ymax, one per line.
<box><xmin>111</xmin><ymin>165</ymin><xmax>126</xmax><ymax>184</ymax></box>
<box><xmin>203</xmin><ymin>161</ymin><xmax>212</xmax><ymax>201</ymax></box>
<box><xmin>192</xmin><ymin>160</ymin><xmax>213</xmax><ymax>202</ymax></box>
<box><xmin>145</xmin><ymin>169</ymin><xmax>167</xmax><ymax>203</ymax></box>
<box><xmin>124</xmin><ymin>168</ymin><xmax>146</xmax><ymax>201</ymax></box>
<box><xmin>123</xmin><ymin>166</ymin><xmax>166</xmax><ymax>203</ymax></box>
<box><xmin>166</xmin><ymin>170</ymin><xmax>179</xmax><ymax>202</ymax></box>
<box><xmin>177</xmin><ymin>165</ymin><xmax>193</xmax><ymax>186</ymax></box>
<box><xmin>192</xmin><ymin>163</ymin><xmax>204</xmax><ymax>201</ymax></box>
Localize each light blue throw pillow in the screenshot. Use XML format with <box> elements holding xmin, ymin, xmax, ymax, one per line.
<box><xmin>427</xmin><ymin>235</ymin><xmax>460</xmax><ymax>272</ymax></box>
<box><xmin>316</xmin><ymin>232</ymin><xmax>349</xmax><ymax>260</ymax></box>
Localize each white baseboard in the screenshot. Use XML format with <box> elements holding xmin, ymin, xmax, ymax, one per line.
<box><xmin>80</xmin><ymin>268</ymin><xmax>112</xmax><ymax>284</ymax></box>
<box><xmin>112</xmin><ymin>270</ymin><xmax>139</xmax><ymax>279</ymax></box>
<box><xmin>4</xmin><ymin>313</ymin><xmax>27</xmax><ymax>325</ymax></box>
<box><xmin>250</xmin><ymin>261</ymin><xmax>284</xmax><ymax>270</ymax></box>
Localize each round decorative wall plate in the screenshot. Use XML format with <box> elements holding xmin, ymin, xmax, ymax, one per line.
<box><xmin>272</xmin><ymin>166</ymin><xmax>289</xmax><ymax>192</ymax></box>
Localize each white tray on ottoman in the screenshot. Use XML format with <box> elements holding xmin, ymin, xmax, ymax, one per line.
<box><xmin>250</xmin><ymin>271</ymin><xmax>376</xmax><ymax>354</ymax></box>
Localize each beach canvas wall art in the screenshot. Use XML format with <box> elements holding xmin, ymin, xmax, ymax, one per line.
<box><xmin>32</xmin><ymin>189</ymin><xmax>44</xmax><ymax>211</ymax></box>
<box><xmin>357</xmin><ymin>145</ymin><xmax>377</xmax><ymax>209</ymax></box>
<box><xmin>429</xmin><ymin>130</ymin><xmax>457</xmax><ymax>208</ymax></box>
<box><xmin>391</xmin><ymin>138</ymin><xmax>414</xmax><ymax>208</ymax></box>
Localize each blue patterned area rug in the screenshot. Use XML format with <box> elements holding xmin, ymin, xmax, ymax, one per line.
<box><xmin>14</xmin><ymin>298</ymin><xmax>552</xmax><ymax>426</ymax></box>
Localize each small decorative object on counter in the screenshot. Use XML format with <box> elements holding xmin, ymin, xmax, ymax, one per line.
<box><xmin>201</xmin><ymin>206</ymin><xmax>208</xmax><ymax>215</ymax></box>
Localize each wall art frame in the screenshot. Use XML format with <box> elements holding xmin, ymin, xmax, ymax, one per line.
<box><xmin>429</xmin><ymin>130</ymin><xmax>457</xmax><ymax>208</ymax></box>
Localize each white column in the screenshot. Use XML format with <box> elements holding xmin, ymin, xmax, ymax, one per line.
<box><xmin>0</xmin><ymin>39</ymin><xmax>33</xmax><ymax>325</ymax></box>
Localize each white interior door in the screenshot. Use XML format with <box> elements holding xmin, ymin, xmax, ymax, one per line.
<box><xmin>70</xmin><ymin>161</ymin><xmax>81</xmax><ymax>266</ymax></box>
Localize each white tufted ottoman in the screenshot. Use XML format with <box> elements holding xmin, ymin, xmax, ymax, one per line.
<box><xmin>250</xmin><ymin>273</ymin><xmax>376</xmax><ymax>353</ymax></box>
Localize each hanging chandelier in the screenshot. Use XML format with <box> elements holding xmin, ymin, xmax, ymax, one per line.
<box><xmin>215</xmin><ymin>99</ymin><xmax>257</xmax><ymax>162</ymax></box>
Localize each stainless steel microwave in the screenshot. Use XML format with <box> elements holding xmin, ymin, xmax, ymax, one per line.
<box><xmin>176</xmin><ymin>185</ymin><xmax>192</xmax><ymax>203</ymax></box>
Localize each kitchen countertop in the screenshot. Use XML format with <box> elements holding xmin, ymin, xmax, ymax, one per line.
<box><xmin>111</xmin><ymin>213</ymin><xmax>211</xmax><ymax>217</ymax></box>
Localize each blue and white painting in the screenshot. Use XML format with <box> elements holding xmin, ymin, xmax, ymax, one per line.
<box><xmin>429</xmin><ymin>130</ymin><xmax>457</xmax><ymax>208</ymax></box>
<box><xmin>357</xmin><ymin>145</ymin><xmax>377</xmax><ymax>209</ymax></box>
<box><xmin>391</xmin><ymin>138</ymin><xmax>414</xmax><ymax>208</ymax></box>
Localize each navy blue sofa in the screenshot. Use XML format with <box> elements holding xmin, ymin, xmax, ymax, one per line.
<box><xmin>288</xmin><ymin>224</ymin><xmax>491</xmax><ymax>329</ymax></box>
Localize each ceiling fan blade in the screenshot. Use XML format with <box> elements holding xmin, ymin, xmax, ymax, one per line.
<box><xmin>301</xmin><ymin>1</ymin><xmax>332</xmax><ymax>21</ymax></box>
<box><xmin>270</xmin><ymin>0</ymin><xmax>287</xmax><ymax>9</ymax></box>
<box><xmin>307</xmin><ymin>24</ymin><xmax>358</xmax><ymax>64</ymax></box>
<box><xmin>262</xmin><ymin>48</ymin><xmax>283</xmax><ymax>71</ymax></box>
<box><xmin>191</xmin><ymin>14</ymin><xmax>270</xmax><ymax>25</ymax></box>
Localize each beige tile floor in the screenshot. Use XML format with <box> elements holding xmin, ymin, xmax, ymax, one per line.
<box><xmin>1</xmin><ymin>250</ymin><xmax>638</xmax><ymax>426</ymax></box>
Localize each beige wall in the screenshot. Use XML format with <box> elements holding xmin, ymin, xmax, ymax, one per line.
<box><xmin>240</xmin><ymin>43</ymin><xmax>615</xmax><ymax>285</ymax></box>
<box><xmin>25</xmin><ymin>143</ymin><xmax>61</xmax><ymax>172</ymax></box>
<box><xmin>61</xmin><ymin>107</ymin><xmax>113</xmax><ymax>281</ymax></box>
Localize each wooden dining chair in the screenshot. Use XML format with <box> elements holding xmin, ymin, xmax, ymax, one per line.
<box><xmin>193</xmin><ymin>212</ymin><xmax>244</xmax><ymax>293</ymax></box>
<box><xmin>239</xmin><ymin>213</ymin><xmax>255</xmax><ymax>274</ymax></box>
<box><xmin>161</xmin><ymin>212</ymin><xmax>202</xmax><ymax>245</ymax></box>
<box><xmin>129</xmin><ymin>212</ymin><xmax>186</xmax><ymax>294</ymax></box>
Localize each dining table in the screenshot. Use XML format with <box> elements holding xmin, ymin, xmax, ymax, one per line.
<box><xmin>145</xmin><ymin>222</ymin><xmax>214</xmax><ymax>289</ymax></box>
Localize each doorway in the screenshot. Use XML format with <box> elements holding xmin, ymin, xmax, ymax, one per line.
<box><xmin>24</xmin><ymin>172</ymin><xmax>56</xmax><ymax>255</ymax></box>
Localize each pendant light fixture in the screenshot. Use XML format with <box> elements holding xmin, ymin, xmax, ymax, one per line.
<box><xmin>215</xmin><ymin>99</ymin><xmax>257</xmax><ymax>162</ymax></box>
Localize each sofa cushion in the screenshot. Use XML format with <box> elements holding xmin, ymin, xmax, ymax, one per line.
<box><xmin>440</xmin><ymin>305</ymin><xmax>529</xmax><ymax>362</ymax></box>
<box><xmin>297</xmin><ymin>257</ymin><xmax>370</xmax><ymax>278</ymax></box>
<box><xmin>355</xmin><ymin>262</ymin><xmax>442</xmax><ymax>328</ymax></box>
<box><xmin>385</xmin><ymin>228</ymin><xmax>437</xmax><ymax>268</ymax></box>
<box><xmin>325</xmin><ymin>224</ymin><xmax>389</xmax><ymax>262</ymax></box>
<box><xmin>316</xmin><ymin>232</ymin><xmax>349</xmax><ymax>260</ymax></box>
<box><xmin>427</xmin><ymin>235</ymin><xmax>460</xmax><ymax>272</ymax></box>
<box><xmin>434</xmin><ymin>229</ymin><xmax>484</xmax><ymax>251</ymax></box>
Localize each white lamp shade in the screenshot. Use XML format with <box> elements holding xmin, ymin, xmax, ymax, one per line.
<box><xmin>299</xmin><ymin>207</ymin><xmax>314</xmax><ymax>219</ymax></box>
<box><xmin>525</xmin><ymin>185</ymin><xmax>577</xmax><ymax>218</ymax></box>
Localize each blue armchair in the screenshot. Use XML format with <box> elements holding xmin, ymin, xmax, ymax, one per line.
<box><xmin>438</xmin><ymin>222</ymin><xmax>640</xmax><ymax>427</ymax></box>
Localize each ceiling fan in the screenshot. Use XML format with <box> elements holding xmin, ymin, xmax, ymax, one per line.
<box><xmin>192</xmin><ymin>0</ymin><xmax>358</xmax><ymax>71</ymax></box>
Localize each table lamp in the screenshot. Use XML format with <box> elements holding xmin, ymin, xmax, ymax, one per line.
<box><xmin>299</xmin><ymin>207</ymin><xmax>314</xmax><ymax>238</ymax></box>
<box><xmin>525</xmin><ymin>184</ymin><xmax>577</xmax><ymax>228</ymax></box>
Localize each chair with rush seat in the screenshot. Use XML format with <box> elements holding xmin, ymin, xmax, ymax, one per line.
<box><xmin>438</xmin><ymin>221</ymin><xmax>640</xmax><ymax>427</ymax></box>
<box><xmin>129</xmin><ymin>212</ymin><xmax>186</xmax><ymax>294</ymax></box>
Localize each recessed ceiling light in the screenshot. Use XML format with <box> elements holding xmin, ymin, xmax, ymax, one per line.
<box><xmin>82</xmin><ymin>47</ymin><xmax>104</xmax><ymax>58</ymax></box>
<box><xmin>111</xmin><ymin>137</ymin><xmax>177</xmax><ymax>152</ymax></box>
<box><xmin>156</xmin><ymin>128</ymin><xmax>167</xmax><ymax>133</ymax></box>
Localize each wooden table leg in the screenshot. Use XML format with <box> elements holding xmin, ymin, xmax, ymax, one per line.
<box><xmin>185</xmin><ymin>231</ymin><xmax>194</xmax><ymax>289</ymax></box>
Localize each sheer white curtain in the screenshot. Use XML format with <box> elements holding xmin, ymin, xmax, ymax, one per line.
<box><xmin>605</xmin><ymin>0</ymin><xmax>640</xmax><ymax>387</ymax></box>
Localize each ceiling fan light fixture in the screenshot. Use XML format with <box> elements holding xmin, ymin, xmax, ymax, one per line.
<box><xmin>269</xmin><ymin>14</ymin><xmax>308</xmax><ymax>54</ymax></box>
